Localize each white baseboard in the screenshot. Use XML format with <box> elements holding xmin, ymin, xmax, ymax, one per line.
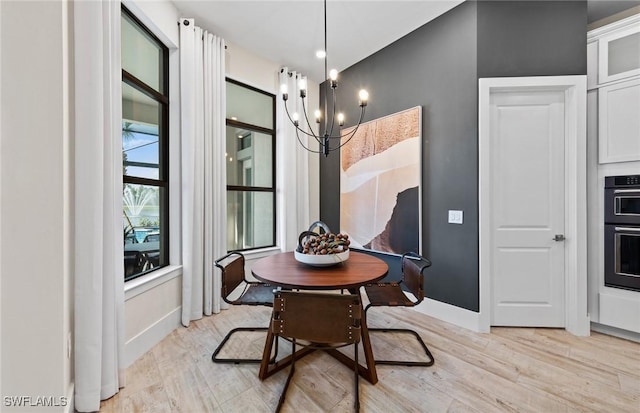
<box><xmin>124</xmin><ymin>306</ymin><xmax>182</xmax><ymax>367</ymax></box>
<box><xmin>412</xmin><ymin>298</ymin><xmax>483</xmax><ymax>332</ymax></box>
<box><xmin>412</xmin><ymin>299</ymin><xmax>640</xmax><ymax>340</ymax></box>
<box><xmin>591</xmin><ymin>322</ymin><xmax>640</xmax><ymax>343</ymax></box>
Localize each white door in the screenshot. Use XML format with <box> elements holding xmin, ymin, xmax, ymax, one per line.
<box><xmin>489</xmin><ymin>90</ymin><xmax>566</xmax><ymax>327</ymax></box>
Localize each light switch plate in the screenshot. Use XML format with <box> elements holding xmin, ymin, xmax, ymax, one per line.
<box><xmin>448</xmin><ymin>210</ymin><xmax>463</xmax><ymax>224</ymax></box>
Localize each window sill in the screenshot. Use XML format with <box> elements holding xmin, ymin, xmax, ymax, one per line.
<box><xmin>241</xmin><ymin>246</ymin><xmax>283</xmax><ymax>260</ymax></box>
<box><xmin>124</xmin><ymin>265</ymin><xmax>183</xmax><ymax>301</ymax></box>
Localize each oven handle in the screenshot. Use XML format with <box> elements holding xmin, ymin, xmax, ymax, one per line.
<box><xmin>613</xmin><ymin>189</ymin><xmax>640</xmax><ymax>194</ymax></box>
<box><xmin>615</xmin><ymin>226</ymin><xmax>640</xmax><ymax>232</ymax></box>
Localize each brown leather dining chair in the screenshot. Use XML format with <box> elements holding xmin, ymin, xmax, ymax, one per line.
<box><xmin>212</xmin><ymin>251</ymin><xmax>277</xmax><ymax>364</ymax></box>
<box><xmin>263</xmin><ymin>291</ymin><xmax>362</xmax><ymax>413</ymax></box>
<box><xmin>363</xmin><ymin>251</ymin><xmax>435</xmax><ymax>366</ymax></box>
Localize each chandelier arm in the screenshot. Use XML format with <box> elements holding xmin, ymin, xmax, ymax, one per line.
<box><xmin>322</xmin><ymin>102</ymin><xmax>367</xmax><ymax>141</ymax></box>
<box><xmin>295</xmin><ymin>125</ymin><xmax>323</xmax><ymax>154</ymax></box>
<box><xmin>284</xmin><ymin>98</ymin><xmax>322</xmax><ymax>141</ymax></box>
<box><xmin>327</xmin><ymin>106</ymin><xmax>366</xmax><ymax>152</ymax></box>
<box><xmin>327</xmin><ymin>104</ymin><xmax>366</xmax><ymax>140</ymax></box>
<box><xmin>300</xmin><ymin>95</ymin><xmax>323</xmax><ymax>144</ymax></box>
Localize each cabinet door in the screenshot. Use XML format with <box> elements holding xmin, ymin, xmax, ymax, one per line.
<box><xmin>598</xmin><ymin>22</ymin><xmax>640</xmax><ymax>84</ymax></box>
<box><xmin>598</xmin><ymin>78</ymin><xmax>640</xmax><ymax>163</ymax></box>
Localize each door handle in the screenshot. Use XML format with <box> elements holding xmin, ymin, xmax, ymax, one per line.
<box><xmin>615</xmin><ymin>227</ymin><xmax>640</xmax><ymax>232</ymax></box>
<box><xmin>553</xmin><ymin>234</ymin><xmax>565</xmax><ymax>241</ymax></box>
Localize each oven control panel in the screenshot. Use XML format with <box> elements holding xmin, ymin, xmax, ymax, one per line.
<box><xmin>606</xmin><ymin>175</ymin><xmax>640</xmax><ymax>188</ymax></box>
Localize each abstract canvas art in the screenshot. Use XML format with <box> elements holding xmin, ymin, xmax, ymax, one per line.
<box><xmin>340</xmin><ymin>106</ymin><xmax>421</xmax><ymax>255</ymax></box>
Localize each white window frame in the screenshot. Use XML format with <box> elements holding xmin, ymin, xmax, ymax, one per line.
<box><xmin>122</xmin><ymin>0</ymin><xmax>182</xmax><ymax>297</ymax></box>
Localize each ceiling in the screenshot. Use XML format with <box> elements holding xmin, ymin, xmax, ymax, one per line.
<box><xmin>171</xmin><ymin>0</ymin><xmax>640</xmax><ymax>84</ymax></box>
<box><xmin>588</xmin><ymin>0</ymin><xmax>640</xmax><ymax>22</ymax></box>
<box><xmin>172</xmin><ymin>0</ymin><xmax>464</xmax><ymax>83</ymax></box>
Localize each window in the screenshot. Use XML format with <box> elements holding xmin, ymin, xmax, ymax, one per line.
<box><xmin>122</xmin><ymin>7</ymin><xmax>169</xmax><ymax>281</ymax></box>
<box><xmin>226</xmin><ymin>79</ymin><xmax>276</xmax><ymax>251</ymax></box>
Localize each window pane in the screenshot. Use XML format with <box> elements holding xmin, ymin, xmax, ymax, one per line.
<box><xmin>123</xmin><ymin>183</ymin><xmax>166</xmax><ymax>279</ymax></box>
<box><xmin>122</xmin><ymin>12</ymin><xmax>164</xmax><ymax>93</ymax></box>
<box><xmin>123</xmin><ymin>82</ymin><xmax>160</xmax><ymax>180</ymax></box>
<box><xmin>226</xmin><ymin>81</ymin><xmax>273</xmax><ymax>129</ymax></box>
<box><xmin>226</xmin><ymin>127</ymin><xmax>273</xmax><ymax>188</ymax></box>
<box><xmin>227</xmin><ymin>191</ymin><xmax>274</xmax><ymax>250</ymax></box>
<box><xmin>122</xmin><ymin>7</ymin><xmax>168</xmax><ymax>282</ymax></box>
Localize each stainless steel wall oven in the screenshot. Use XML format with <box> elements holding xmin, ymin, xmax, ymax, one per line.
<box><xmin>604</xmin><ymin>175</ymin><xmax>640</xmax><ymax>292</ymax></box>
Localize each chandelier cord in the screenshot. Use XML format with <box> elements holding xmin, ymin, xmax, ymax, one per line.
<box><xmin>281</xmin><ymin>0</ymin><xmax>368</xmax><ymax>156</ymax></box>
<box><xmin>322</xmin><ymin>0</ymin><xmax>329</xmax><ymax>138</ymax></box>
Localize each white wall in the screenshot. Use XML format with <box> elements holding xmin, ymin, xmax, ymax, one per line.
<box><xmin>1</xmin><ymin>1</ymin><xmax>73</xmax><ymax>411</ymax></box>
<box><xmin>123</xmin><ymin>0</ymin><xmax>179</xmax><ymax>48</ymax></box>
<box><xmin>226</xmin><ymin>40</ymin><xmax>282</xmax><ymax>94</ymax></box>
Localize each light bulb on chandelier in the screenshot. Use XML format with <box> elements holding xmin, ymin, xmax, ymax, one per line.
<box><xmin>281</xmin><ymin>0</ymin><xmax>369</xmax><ymax>157</ymax></box>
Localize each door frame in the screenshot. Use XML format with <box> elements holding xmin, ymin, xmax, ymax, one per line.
<box><xmin>478</xmin><ymin>76</ymin><xmax>590</xmax><ymax>336</ymax></box>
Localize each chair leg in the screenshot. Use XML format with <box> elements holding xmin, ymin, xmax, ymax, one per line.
<box><xmin>368</xmin><ymin>327</ymin><xmax>435</xmax><ymax>366</ymax></box>
<box><xmin>276</xmin><ymin>340</ymin><xmax>297</xmax><ymax>413</ymax></box>
<box><xmin>354</xmin><ymin>342</ymin><xmax>360</xmax><ymax>413</ymax></box>
<box><xmin>212</xmin><ymin>327</ymin><xmax>278</xmax><ymax>364</ymax></box>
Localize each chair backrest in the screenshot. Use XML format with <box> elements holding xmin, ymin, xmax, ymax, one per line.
<box><xmin>215</xmin><ymin>252</ymin><xmax>246</xmax><ymax>299</ymax></box>
<box><xmin>271</xmin><ymin>291</ymin><xmax>361</xmax><ymax>346</ymax></box>
<box><xmin>401</xmin><ymin>252</ymin><xmax>431</xmax><ymax>303</ymax></box>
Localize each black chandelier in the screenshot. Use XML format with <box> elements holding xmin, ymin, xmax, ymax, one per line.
<box><xmin>280</xmin><ymin>0</ymin><xmax>369</xmax><ymax>157</ymax></box>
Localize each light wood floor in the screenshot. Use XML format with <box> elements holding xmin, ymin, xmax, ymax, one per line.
<box><xmin>100</xmin><ymin>303</ymin><xmax>640</xmax><ymax>412</ymax></box>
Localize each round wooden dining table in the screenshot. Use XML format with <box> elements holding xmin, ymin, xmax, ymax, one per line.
<box><xmin>252</xmin><ymin>250</ymin><xmax>388</xmax><ymax>385</ymax></box>
<box><xmin>251</xmin><ymin>250</ymin><xmax>389</xmax><ymax>290</ymax></box>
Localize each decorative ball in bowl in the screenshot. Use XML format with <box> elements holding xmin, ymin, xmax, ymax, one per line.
<box><xmin>294</xmin><ymin>231</ymin><xmax>351</xmax><ymax>267</ymax></box>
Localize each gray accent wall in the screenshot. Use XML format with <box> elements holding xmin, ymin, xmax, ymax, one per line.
<box><xmin>319</xmin><ymin>1</ymin><xmax>587</xmax><ymax>312</ymax></box>
<box><xmin>478</xmin><ymin>1</ymin><xmax>587</xmax><ymax>78</ymax></box>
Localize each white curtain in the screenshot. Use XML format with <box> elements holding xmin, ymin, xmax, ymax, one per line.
<box><xmin>278</xmin><ymin>68</ymin><xmax>311</xmax><ymax>250</ymax></box>
<box><xmin>74</xmin><ymin>0</ymin><xmax>125</xmax><ymax>411</ymax></box>
<box><xmin>180</xmin><ymin>19</ymin><xmax>227</xmax><ymax>326</ymax></box>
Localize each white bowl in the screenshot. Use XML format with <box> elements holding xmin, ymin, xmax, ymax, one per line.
<box><xmin>294</xmin><ymin>250</ymin><xmax>349</xmax><ymax>267</ymax></box>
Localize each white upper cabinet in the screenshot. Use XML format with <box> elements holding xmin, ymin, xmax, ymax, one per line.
<box><xmin>589</xmin><ymin>13</ymin><xmax>640</xmax><ymax>164</ymax></box>
<box><xmin>598</xmin><ymin>78</ymin><xmax>640</xmax><ymax>163</ymax></box>
<box><xmin>598</xmin><ymin>25</ymin><xmax>640</xmax><ymax>84</ymax></box>
<box><xmin>591</xmin><ymin>14</ymin><xmax>640</xmax><ymax>85</ymax></box>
